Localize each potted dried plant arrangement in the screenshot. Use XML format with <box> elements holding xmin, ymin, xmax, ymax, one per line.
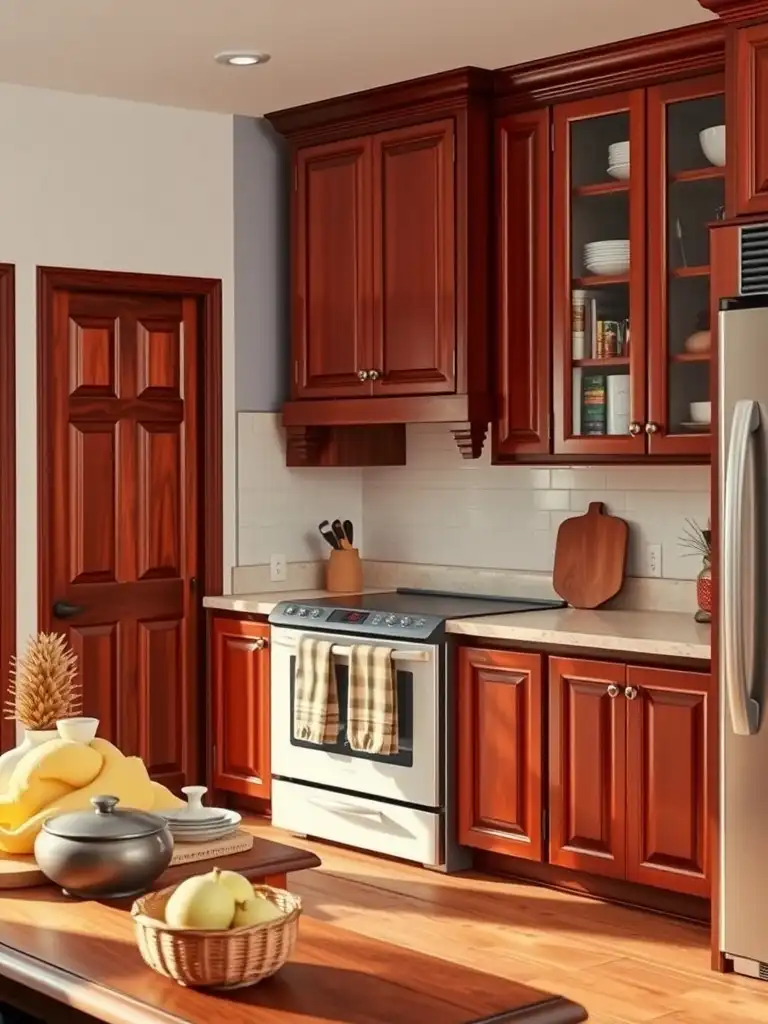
<box><xmin>679</xmin><ymin>519</ymin><xmax>712</xmax><ymax>623</ymax></box>
<box><xmin>0</xmin><ymin>633</ymin><xmax>81</xmax><ymax>790</ymax></box>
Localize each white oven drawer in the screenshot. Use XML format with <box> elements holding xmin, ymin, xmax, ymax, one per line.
<box><xmin>271</xmin><ymin>779</ymin><xmax>442</xmax><ymax>866</ymax></box>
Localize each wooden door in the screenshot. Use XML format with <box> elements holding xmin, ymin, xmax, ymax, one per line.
<box><xmin>212</xmin><ymin>618</ymin><xmax>270</xmax><ymax>800</ymax></box>
<box><xmin>0</xmin><ymin>265</ymin><xmax>14</xmax><ymax>754</ymax></box>
<box><xmin>371</xmin><ymin>120</ymin><xmax>456</xmax><ymax>396</ymax></box>
<box><xmin>39</xmin><ymin>279</ymin><xmax>201</xmax><ymax>792</ymax></box>
<box><xmin>549</xmin><ymin>657</ymin><xmax>627</xmax><ymax>877</ymax></box>
<box><xmin>294</xmin><ymin>138</ymin><xmax>373</xmax><ymax>398</ymax></box>
<box><xmin>494</xmin><ymin>109</ymin><xmax>551</xmax><ymax>459</ymax></box>
<box><xmin>457</xmin><ymin>648</ymin><xmax>543</xmax><ymax>860</ymax></box>
<box><xmin>732</xmin><ymin>24</ymin><xmax>768</xmax><ymax>215</ymax></box>
<box><xmin>646</xmin><ymin>75</ymin><xmax>723</xmax><ymax>458</ymax></box>
<box><xmin>552</xmin><ymin>91</ymin><xmax>647</xmax><ymax>456</ymax></box>
<box><xmin>625</xmin><ymin>666</ymin><xmax>709</xmax><ymax>897</ymax></box>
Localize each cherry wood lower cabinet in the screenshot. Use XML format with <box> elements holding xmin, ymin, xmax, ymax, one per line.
<box><xmin>211</xmin><ymin>617</ymin><xmax>271</xmax><ymax>800</ymax></box>
<box><xmin>457</xmin><ymin>648</ymin><xmax>543</xmax><ymax>859</ymax></box>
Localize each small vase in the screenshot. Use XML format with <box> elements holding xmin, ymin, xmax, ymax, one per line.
<box><xmin>56</xmin><ymin>717</ymin><xmax>99</xmax><ymax>744</ymax></box>
<box><xmin>696</xmin><ymin>559</ymin><xmax>712</xmax><ymax>624</ymax></box>
<box><xmin>0</xmin><ymin>728</ymin><xmax>59</xmax><ymax>792</ymax></box>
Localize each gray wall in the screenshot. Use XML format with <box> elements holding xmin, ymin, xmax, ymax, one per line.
<box><xmin>233</xmin><ymin>115</ymin><xmax>289</xmax><ymax>411</ymax></box>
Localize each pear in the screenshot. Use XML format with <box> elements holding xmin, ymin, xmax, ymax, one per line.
<box><xmin>232</xmin><ymin>895</ymin><xmax>285</xmax><ymax>928</ymax></box>
<box><xmin>208</xmin><ymin>867</ymin><xmax>254</xmax><ymax>905</ymax></box>
<box><xmin>165</xmin><ymin>873</ymin><xmax>236</xmax><ymax>930</ymax></box>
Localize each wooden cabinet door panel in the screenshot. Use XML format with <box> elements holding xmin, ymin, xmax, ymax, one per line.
<box><xmin>549</xmin><ymin>657</ymin><xmax>627</xmax><ymax>877</ymax></box>
<box><xmin>212</xmin><ymin>618</ymin><xmax>271</xmax><ymax>799</ymax></box>
<box><xmin>457</xmin><ymin>648</ymin><xmax>543</xmax><ymax>859</ymax></box>
<box><xmin>371</xmin><ymin>120</ymin><xmax>456</xmax><ymax>396</ymax></box>
<box><xmin>494</xmin><ymin>109</ymin><xmax>551</xmax><ymax>458</ymax></box>
<box><xmin>626</xmin><ymin>666</ymin><xmax>709</xmax><ymax>897</ymax></box>
<box><xmin>733</xmin><ymin>24</ymin><xmax>768</xmax><ymax>215</ymax></box>
<box><xmin>294</xmin><ymin>138</ymin><xmax>373</xmax><ymax>398</ymax></box>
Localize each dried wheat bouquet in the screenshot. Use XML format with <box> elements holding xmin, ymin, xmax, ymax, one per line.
<box><xmin>4</xmin><ymin>632</ymin><xmax>81</xmax><ymax>731</ymax></box>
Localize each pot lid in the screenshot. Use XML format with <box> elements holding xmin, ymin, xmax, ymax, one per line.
<box><xmin>42</xmin><ymin>795</ymin><xmax>167</xmax><ymax>841</ymax></box>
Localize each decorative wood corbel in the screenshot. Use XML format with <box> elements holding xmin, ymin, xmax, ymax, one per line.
<box><xmin>451</xmin><ymin>422</ymin><xmax>488</xmax><ymax>460</ymax></box>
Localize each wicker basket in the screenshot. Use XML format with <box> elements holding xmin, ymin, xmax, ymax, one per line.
<box><xmin>131</xmin><ymin>883</ymin><xmax>302</xmax><ymax>989</ymax></box>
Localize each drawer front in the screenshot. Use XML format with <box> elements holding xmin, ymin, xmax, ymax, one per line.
<box><xmin>271</xmin><ymin>779</ymin><xmax>441</xmax><ymax>865</ymax></box>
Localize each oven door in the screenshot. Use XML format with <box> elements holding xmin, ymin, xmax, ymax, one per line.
<box><xmin>270</xmin><ymin>626</ymin><xmax>440</xmax><ymax>808</ymax></box>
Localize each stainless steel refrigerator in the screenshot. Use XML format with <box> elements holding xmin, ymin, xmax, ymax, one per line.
<box><xmin>719</xmin><ymin>295</ymin><xmax>768</xmax><ymax>980</ymax></box>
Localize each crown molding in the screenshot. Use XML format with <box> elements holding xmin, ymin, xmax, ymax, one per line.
<box><xmin>698</xmin><ymin>0</ymin><xmax>768</xmax><ymax>22</ymax></box>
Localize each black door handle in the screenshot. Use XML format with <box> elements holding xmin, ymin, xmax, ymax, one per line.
<box><xmin>52</xmin><ymin>600</ymin><xmax>86</xmax><ymax>620</ymax></box>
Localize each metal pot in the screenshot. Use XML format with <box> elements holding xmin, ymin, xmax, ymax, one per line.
<box><xmin>34</xmin><ymin>795</ymin><xmax>173</xmax><ymax>899</ymax></box>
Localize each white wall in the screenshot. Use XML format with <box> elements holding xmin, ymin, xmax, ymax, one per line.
<box><xmin>0</xmin><ymin>82</ymin><xmax>236</xmax><ymax>652</ymax></box>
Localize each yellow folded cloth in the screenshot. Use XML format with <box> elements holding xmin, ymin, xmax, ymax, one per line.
<box><xmin>293</xmin><ymin>637</ymin><xmax>339</xmax><ymax>745</ymax></box>
<box><xmin>347</xmin><ymin>645</ymin><xmax>399</xmax><ymax>756</ymax></box>
<box><xmin>0</xmin><ymin>738</ymin><xmax>184</xmax><ymax>855</ymax></box>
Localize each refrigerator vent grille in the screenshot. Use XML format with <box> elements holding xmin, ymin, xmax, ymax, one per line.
<box><xmin>760</xmin><ymin>963</ymin><xmax>768</xmax><ymax>982</ymax></box>
<box><xmin>741</xmin><ymin>225</ymin><xmax>768</xmax><ymax>293</ymax></box>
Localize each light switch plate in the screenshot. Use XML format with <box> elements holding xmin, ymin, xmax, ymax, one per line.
<box><xmin>270</xmin><ymin>554</ymin><xmax>287</xmax><ymax>583</ymax></box>
<box><xmin>644</xmin><ymin>544</ymin><xmax>662</xmax><ymax>578</ymax></box>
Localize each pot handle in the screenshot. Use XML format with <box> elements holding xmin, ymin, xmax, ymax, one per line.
<box><xmin>91</xmin><ymin>795</ymin><xmax>119</xmax><ymax>815</ymax></box>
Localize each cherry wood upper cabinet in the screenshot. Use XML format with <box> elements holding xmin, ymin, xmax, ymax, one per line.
<box><xmin>494</xmin><ymin>109</ymin><xmax>551</xmax><ymax>459</ymax></box>
<box><xmin>625</xmin><ymin>666</ymin><xmax>710</xmax><ymax>897</ymax></box>
<box><xmin>549</xmin><ymin>657</ymin><xmax>627</xmax><ymax>878</ymax></box>
<box><xmin>731</xmin><ymin>23</ymin><xmax>768</xmax><ymax>215</ymax></box>
<box><xmin>372</xmin><ymin>121</ymin><xmax>456</xmax><ymax>396</ymax></box>
<box><xmin>457</xmin><ymin>648</ymin><xmax>543</xmax><ymax>860</ymax></box>
<box><xmin>211</xmin><ymin>617</ymin><xmax>271</xmax><ymax>801</ymax></box>
<box><xmin>294</xmin><ymin>138</ymin><xmax>372</xmax><ymax>399</ymax></box>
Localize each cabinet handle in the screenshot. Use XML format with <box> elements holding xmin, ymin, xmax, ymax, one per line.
<box><xmin>645</xmin><ymin>422</ymin><xmax>659</xmax><ymax>435</ymax></box>
<box><xmin>368</xmin><ymin>369</ymin><xmax>381</xmax><ymax>380</ymax></box>
<box><xmin>629</xmin><ymin>422</ymin><xmax>642</xmax><ymax>436</ymax></box>
<box><xmin>624</xmin><ymin>685</ymin><xmax>639</xmax><ymax>700</ymax></box>
<box><xmin>253</xmin><ymin>637</ymin><xmax>268</xmax><ymax>650</ymax></box>
<box><xmin>607</xmin><ymin>683</ymin><xmax>620</xmax><ymax>698</ymax></box>
<box><xmin>357</xmin><ymin>370</ymin><xmax>369</xmax><ymax>381</ymax></box>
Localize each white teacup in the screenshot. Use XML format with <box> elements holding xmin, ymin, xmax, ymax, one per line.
<box><xmin>56</xmin><ymin>717</ymin><xmax>99</xmax><ymax>743</ymax></box>
<box><xmin>689</xmin><ymin>401</ymin><xmax>711</xmax><ymax>424</ymax></box>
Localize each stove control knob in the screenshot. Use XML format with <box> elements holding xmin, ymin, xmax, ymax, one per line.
<box><xmin>400</xmin><ymin>616</ymin><xmax>412</xmax><ymax>627</ymax></box>
<box><xmin>298</xmin><ymin>608</ymin><xmax>308</xmax><ymax>617</ymax></box>
<box><xmin>415</xmin><ymin>618</ymin><xmax>426</xmax><ymax>627</ymax></box>
<box><xmin>385</xmin><ymin>614</ymin><xmax>398</xmax><ymax>625</ymax></box>
<box><xmin>310</xmin><ymin>608</ymin><xmax>322</xmax><ymax>618</ymax></box>
<box><xmin>285</xmin><ymin>606</ymin><xmax>296</xmax><ymax>615</ymax></box>
<box><xmin>371</xmin><ymin>615</ymin><xmax>382</xmax><ymax>625</ymax></box>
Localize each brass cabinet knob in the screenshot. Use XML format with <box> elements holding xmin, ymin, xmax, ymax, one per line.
<box><xmin>629</xmin><ymin>422</ymin><xmax>642</xmax><ymax>436</ymax></box>
<box><xmin>368</xmin><ymin>369</ymin><xmax>381</xmax><ymax>380</ymax></box>
<box><xmin>624</xmin><ymin>685</ymin><xmax>639</xmax><ymax>700</ymax></box>
<box><xmin>357</xmin><ymin>369</ymin><xmax>369</xmax><ymax>381</ymax></box>
<box><xmin>253</xmin><ymin>637</ymin><xmax>268</xmax><ymax>650</ymax></box>
<box><xmin>607</xmin><ymin>683</ymin><xmax>620</xmax><ymax>698</ymax></box>
<box><xmin>645</xmin><ymin>422</ymin><xmax>659</xmax><ymax>434</ymax></box>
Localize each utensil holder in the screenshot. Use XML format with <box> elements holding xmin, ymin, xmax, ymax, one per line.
<box><xmin>326</xmin><ymin>548</ymin><xmax>363</xmax><ymax>593</ymax></box>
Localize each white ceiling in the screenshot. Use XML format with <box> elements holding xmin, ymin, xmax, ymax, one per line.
<box><xmin>0</xmin><ymin>0</ymin><xmax>712</xmax><ymax>116</ymax></box>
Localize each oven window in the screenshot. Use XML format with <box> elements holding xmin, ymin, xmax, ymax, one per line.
<box><xmin>289</xmin><ymin>656</ymin><xmax>414</xmax><ymax>767</ymax></box>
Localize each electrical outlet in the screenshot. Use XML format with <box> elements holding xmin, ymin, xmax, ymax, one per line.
<box><xmin>270</xmin><ymin>554</ymin><xmax>287</xmax><ymax>583</ymax></box>
<box><xmin>645</xmin><ymin>544</ymin><xmax>662</xmax><ymax>578</ymax></box>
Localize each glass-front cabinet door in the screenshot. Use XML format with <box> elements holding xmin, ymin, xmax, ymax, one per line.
<box><xmin>553</xmin><ymin>91</ymin><xmax>646</xmax><ymax>456</ymax></box>
<box><xmin>646</xmin><ymin>76</ymin><xmax>724</xmax><ymax>456</ymax></box>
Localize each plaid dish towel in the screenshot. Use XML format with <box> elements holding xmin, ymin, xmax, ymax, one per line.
<box><xmin>347</xmin><ymin>645</ymin><xmax>399</xmax><ymax>756</ymax></box>
<box><xmin>293</xmin><ymin>637</ymin><xmax>339</xmax><ymax>745</ymax></box>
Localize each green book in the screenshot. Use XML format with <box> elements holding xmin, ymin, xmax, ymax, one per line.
<box><xmin>581</xmin><ymin>374</ymin><xmax>606</xmax><ymax>435</ymax></box>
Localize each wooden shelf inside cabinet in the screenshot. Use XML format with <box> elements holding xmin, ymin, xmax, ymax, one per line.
<box><xmin>572</xmin><ymin>357</ymin><xmax>630</xmax><ymax>367</ymax></box>
<box><xmin>671</xmin><ymin>352</ymin><xmax>711</xmax><ymax>363</ymax></box>
<box><xmin>670</xmin><ymin>166</ymin><xmax>725</xmax><ymax>184</ymax></box>
<box><xmin>573</xmin><ymin>273</ymin><xmax>630</xmax><ymax>287</ymax></box>
<box><xmin>573</xmin><ymin>180</ymin><xmax>630</xmax><ymax>197</ymax></box>
<box><xmin>671</xmin><ymin>265</ymin><xmax>710</xmax><ymax>279</ymax></box>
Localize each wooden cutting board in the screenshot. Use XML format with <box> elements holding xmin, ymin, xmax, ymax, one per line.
<box><xmin>553</xmin><ymin>501</ymin><xmax>629</xmax><ymax>609</ymax></box>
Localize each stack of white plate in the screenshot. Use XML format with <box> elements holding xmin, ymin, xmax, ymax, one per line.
<box><xmin>607</xmin><ymin>140</ymin><xmax>630</xmax><ymax>180</ymax></box>
<box><xmin>161</xmin><ymin>806</ymin><xmax>242</xmax><ymax>843</ymax></box>
<box><xmin>584</xmin><ymin>239</ymin><xmax>630</xmax><ymax>275</ymax></box>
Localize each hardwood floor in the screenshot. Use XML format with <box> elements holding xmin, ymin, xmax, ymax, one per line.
<box><xmin>247</xmin><ymin>820</ymin><xmax>768</xmax><ymax>1024</ymax></box>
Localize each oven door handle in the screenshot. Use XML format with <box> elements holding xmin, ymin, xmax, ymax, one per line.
<box><xmin>271</xmin><ymin>637</ymin><xmax>431</xmax><ymax>662</ymax></box>
<box><xmin>309</xmin><ymin>798</ymin><xmax>383</xmax><ymax>821</ymax></box>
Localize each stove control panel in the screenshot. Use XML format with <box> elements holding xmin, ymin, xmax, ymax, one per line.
<box><xmin>269</xmin><ymin>602</ymin><xmax>443</xmax><ymax>640</ymax></box>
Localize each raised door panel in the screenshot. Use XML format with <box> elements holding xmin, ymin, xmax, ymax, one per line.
<box><xmin>457</xmin><ymin>648</ymin><xmax>543</xmax><ymax>859</ymax></box>
<box><xmin>212</xmin><ymin>618</ymin><xmax>271</xmax><ymax>799</ymax></box>
<box><xmin>294</xmin><ymin>139</ymin><xmax>373</xmax><ymax>398</ymax></box>
<box><xmin>733</xmin><ymin>25</ymin><xmax>768</xmax><ymax>215</ymax></box>
<box><xmin>371</xmin><ymin>120</ymin><xmax>456</xmax><ymax>396</ymax></box>
<box><xmin>549</xmin><ymin>657</ymin><xmax>627</xmax><ymax>877</ymax></box>
<box><xmin>494</xmin><ymin>109</ymin><xmax>551</xmax><ymax>458</ymax></box>
<box><xmin>68</xmin><ymin>623</ymin><xmax>119</xmax><ymax>746</ymax></box>
<box><xmin>626</xmin><ymin>666</ymin><xmax>709</xmax><ymax>897</ymax></box>
<box><xmin>136</xmin><ymin>618</ymin><xmax>185</xmax><ymax>792</ymax></box>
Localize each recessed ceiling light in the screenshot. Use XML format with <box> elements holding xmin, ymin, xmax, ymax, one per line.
<box><xmin>215</xmin><ymin>51</ymin><xmax>271</xmax><ymax>67</ymax></box>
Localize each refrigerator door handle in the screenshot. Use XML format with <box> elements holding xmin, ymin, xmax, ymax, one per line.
<box><xmin>723</xmin><ymin>398</ymin><xmax>761</xmax><ymax>736</ymax></box>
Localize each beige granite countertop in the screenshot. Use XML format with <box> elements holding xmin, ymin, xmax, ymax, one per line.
<box><xmin>203</xmin><ymin>588</ymin><xmax>390</xmax><ymax>616</ymax></box>
<box><xmin>447</xmin><ymin>608</ymin><xmax>711</xmax><ymax>660</ymax></box>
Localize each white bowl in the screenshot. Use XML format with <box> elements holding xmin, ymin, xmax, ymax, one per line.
<box><xmin>585</xmin><ymin>239</ymin><xmax>629</xmax><ymax>249</ymax></box>
<box><xmin>689</xmin><ymin>401</ymin><xmax>712</xmax><ymax>424</ymax></box>
<box><xmin>607</xmin><ymin>162</ymin><xmax>630</xmax><ymax>180</ymax></box>
<box><xmin>56</xmin><ymin>717</ymin><xmax>99</xmax><ymax>743</ymax></box>
<box><xmin>608</xmin><ymin>141</ymin><xmax>630</xmax><ymax>160</ymax></box>
<box><xmin>584</xmin><ymin>255</ymin><xmax>630</xmax><ymax>275</ymax></box>
<box><xmin>699</xmin><ymin>125</ymin><xmax>725</xmax><ymax>167</ymax></box>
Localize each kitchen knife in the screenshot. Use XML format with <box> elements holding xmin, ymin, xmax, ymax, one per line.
<box><xmin>331</xmin><ymin>519</ymin><xmax>352</xmax><ymax>550</ymax></box>
<box><xmin>318</xmin><ymin>520</ymin><xmax>340</xmax><ymax>550</ymax></box>
<box><xmin>343</xmin><ymin>519</ymin><xmax>354</xmax><ymax>546</ymax></box>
